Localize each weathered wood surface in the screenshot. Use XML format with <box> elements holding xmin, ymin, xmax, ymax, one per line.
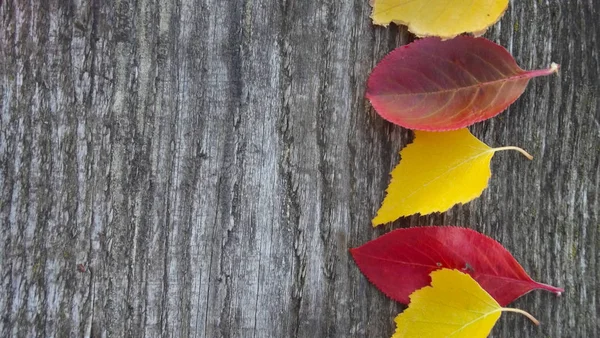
<box><xmin>1</xmin><ymin>0</ymin><xmax>598</xmax><ymax>337</ymax></box>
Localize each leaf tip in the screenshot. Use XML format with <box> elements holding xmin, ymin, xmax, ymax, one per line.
<box><xmin>371</xmin><ymin>218</ymin><xmax>383</xmax><ymax>227</ymax></box>
<box><xmin>349</xmin><ymin>247</ymin><xmax>361</xmax><ymax>260</ymax></box>
<box><xmin>471</xmin><ymin>28</ymin><xmax>488</xmax><ymax>37</ymax></box>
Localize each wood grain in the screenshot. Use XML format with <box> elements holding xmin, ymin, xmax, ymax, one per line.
<box><xmin>1</xmin><ymin>0</ymin><xmax>598</xmax><ymax>337</ymax></box>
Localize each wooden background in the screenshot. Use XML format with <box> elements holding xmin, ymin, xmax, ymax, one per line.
<box><xmin>1</xmin><ymin>0</ymin><xmax>598</xmax><ymax>337</ymax></box>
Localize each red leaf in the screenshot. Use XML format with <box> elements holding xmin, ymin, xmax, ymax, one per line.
<box><xmin>366</xmin><ymin>36</ymin><xmax>559</xmax><ymax>131</ymax></box>
<box><xmin>350</xmin><ymin>226</ymin><xmax>563</xmax><ymax>306</ymax></box>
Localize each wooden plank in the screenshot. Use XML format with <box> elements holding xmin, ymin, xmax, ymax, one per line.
<box><xmin>0</xmin><ymin>0</ymin><xmax>598</xmax><ymax>337</ymax></box>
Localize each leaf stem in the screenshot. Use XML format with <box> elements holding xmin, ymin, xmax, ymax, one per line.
<box><xmin>524</xmin><ymin>62</ymin><xmax>560</xmax><ymax>78</ymax></box>
<box><xmin>501</xmin><ymin>308</ymin><xmax>540</xmax><ymax>325</ymax></box>
<box><xmin>493</xmin><ymin>146</ymin><xmax>533</xmax><ymax>160</ymax></box>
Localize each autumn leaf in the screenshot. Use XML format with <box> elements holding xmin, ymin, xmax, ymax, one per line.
<box><xmin>366</xmin><ymin>37</ymin><xmax>559</xmax><ymax>131</ymax></box>
<box><xmin>371</xmin><ymin>0</ymin><xmax>509</xmax><ymax>39</ymax></box>
<box><xmin>393</xmin><ymin>269</ymin><xmax>539</xmax><ymax>338</ymax></box>
<box><xmin>373</xmin><ymin>129</ymin><xmax>534</xmax><ymax>224</ymax></box>
<box><xmin>350</xmin><ymin>226</ymin><xmax>563</xmax><ymax>306</ymax></box>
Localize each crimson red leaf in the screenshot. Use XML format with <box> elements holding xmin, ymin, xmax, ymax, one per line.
<box><xmin>366</xmin><ymin>36</ymin><xmax>559</xmax><ymax>131</ymax></box>
<box><xmin>350</xmin><ymin>226</ymin><xmax>563</xmax><ymax>306</ymax></box>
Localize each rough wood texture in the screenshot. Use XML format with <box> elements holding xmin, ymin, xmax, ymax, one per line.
<box><xmin>1</xmin><ymin>1</ymin><xmax>598</xmax><ymax>337</ymax></box>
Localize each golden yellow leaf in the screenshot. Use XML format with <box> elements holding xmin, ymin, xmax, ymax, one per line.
<box><xmin>373</xmin><ymin>129</ymin><xmax>532</xmax><ymax>226</ymax></box>
<box><xmin>371</xmin><ymin>0</ymin><xmax>509</xmax><ymax>39</ymax></box>
<box><xmin>393</xmin><ymin>269</ymin><xmax>539</xmax><ymax>338</ymax></box>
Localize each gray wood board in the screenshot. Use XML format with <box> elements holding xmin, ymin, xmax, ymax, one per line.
<box><xmin>1</xmin><ymin>0</ymin><xmax>598</xmax><ymax>337</ymax></box>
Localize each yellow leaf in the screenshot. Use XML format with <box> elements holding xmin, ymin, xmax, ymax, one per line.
<box><xmin>393</xmin><ymin>269</ymin><xmax>539</xmax><ymax>338</ymax></box>
<box><xmin>371</xmin><ymin>0</ymin><xmax>509</xmax><ymax>39</ymax></box>
<box><xmin>373</xmin><ymin>129</ymin><xmax>532</xmax><ymax>225</ymax></box>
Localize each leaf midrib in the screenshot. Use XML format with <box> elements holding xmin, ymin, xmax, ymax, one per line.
<box><xmin>354</xmin><ymin>251</ymin><xmax>533</xmax><ymax>287</ymax></box>
<box><xmin>372</xmin><ymin>72</ymin><xmax>529</xmax><ymax>97</ymax></box>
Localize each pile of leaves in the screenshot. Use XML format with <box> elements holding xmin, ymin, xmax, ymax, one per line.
<box><xmin>351</xmin><ymin>1</ymin><xmax>563</xmax><ymax>337</ymax></box>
